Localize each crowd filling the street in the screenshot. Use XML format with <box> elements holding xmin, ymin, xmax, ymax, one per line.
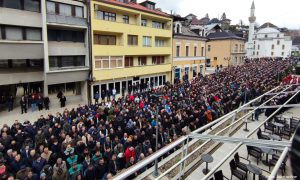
<box><xmin>0</xmin><ymin>58</ymin><xmax>299</xmax><ymax>180</ymax></box>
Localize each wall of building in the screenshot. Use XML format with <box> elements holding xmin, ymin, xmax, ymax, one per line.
<box><xmin>206</xmin><ymin>39</ymin><xmax>245</xmax><ymax>67</ymax></box>
<box><xmin>91</xmin><ymin>0</ymin><xmax>173</xmax><ymax>83</ymax></box>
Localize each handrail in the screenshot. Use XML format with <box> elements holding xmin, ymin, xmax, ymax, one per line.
<box><xmin>201</xmin><ymin>88</ymin><xmax>300</xmax><ymax>180</ymax></box>
<box><xmin>113</xmin><ymin>86</ymin><xmax>281</xmax><ymax>180</ymax></box>
<box><xmin>268</xmin><ymin>147</ymin><xmax>289</xmax><ymax>180</ymax></box>
<box><xmin>156</xmin><ymin>85</ymin><xmax>293</xmax><ymax>180</ymax></box>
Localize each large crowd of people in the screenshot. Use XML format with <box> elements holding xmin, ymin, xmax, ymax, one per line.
<box><xmin>0</xmin><ymin>58</ymin><xmax>297</xmax><ymax>180</ymax></box>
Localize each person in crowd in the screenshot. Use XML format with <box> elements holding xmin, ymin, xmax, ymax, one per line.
<box><xmin>94</xmin><ymin>91</ymin><xmax>100</xmax><ymax>104</ymax></box>
<box><xmin>20</xmin><ymin>96</ymin><xmax>27</xmax><ymax>114</ymax></box>
<box><xmin>31</xmin><ymin>94</ymin><xmax>37</xmax><ymax>112</ymax></box>
<box><xmin>0</xmin><ymin>58</ymin><xmax>298</xmax><ymax>179</ymax></box>
<box><xmin>60</xmin><ymin>96</ymin><xmax>66</xmax><ymax>108</ymax></box>
<box><xmin>37</xmin><ymin>96</ymin><xmax>43</xmax><ymax>111</ymax></box>
<box><xmin>8</xmin><ymin>96</ymin><xmax>14</xmax><ymax>112</ymax></box>
<box><xmin>44</xmin><ymin>97</ymin><xmax>50</xmax><ymax>110</ymax></box>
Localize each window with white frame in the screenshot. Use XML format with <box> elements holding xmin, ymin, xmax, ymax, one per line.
<box><xmin>176</xmin><ymin>45</ymin><xmax>180</xmax><ymax>57</ymax></box>
<box><xmin>143</xmin><ymin>36</ymin><xmax>152</xmax><ymax>47</ymax></box>
<box><xmin>110</xmin><ymin>56</ymin><xmax>123</xmax><ymax>68</ymax></box>
<box><xmin>95</xmin><ymin>56</ymin><xmax>123</xmax><ymax>69</ymax></box>
<box><xmin>155</xmin><ymin>39</ymin><xmax>165</xmax><ymax>47</ymax></box>
<box><xmin>194</xmin><ymin>46</ymin><xmax>197</xmax><ymax>56</ymax></box>
<box><xmin>95</xmin><ymin>56</ymin><xmax>109</xmax><ymax>69</ymax></box>
<box><xmin>152</xmin><ymin>21</ymin><xmax>164</xmax><ymax>29</ymax></box>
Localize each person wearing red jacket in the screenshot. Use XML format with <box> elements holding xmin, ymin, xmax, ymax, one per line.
<box><xmin>124</xmin><ymin>146</ymin><xmax>136</xmax><ymax>163</ymax></box>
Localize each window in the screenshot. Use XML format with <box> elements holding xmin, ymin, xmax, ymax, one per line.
<box><xmin>201</xmin><ymin>47</ymin><xmax>204</xmax><ymax>56</ymax></box>
<box><xmin>147</xmin><ymin>3</ymin><xmax>155</xmax><ymax>10</ymax></box>
<box><xmin>5</xmin><ymin>26</ymin><xmax>23</xmax><ymax>40</ymax></box>
<box><xmin>185</xmin><ymin>46</ymin><xmax>189</xmax><ymax>56</ymax></box>
<box><xmin>48</xmin><ymin>29</ymin><xmax>84</xmax><ymax>42</ymax></box>
<box><xmin>75</xmin><ymin>6</ymin><xmax>83</xmax><ymax>18</ymax></box>
<box><xmin>265</xmin><ymin>34</ymin><xmax>268</xmax><ymax>38</ymax></box>
<box><xmin>59</xmin><ymin>3</ymin><xmax>72</xmax><ymax>16</ymax></box>
<box><xmin>271</xmin><ymin>52</ymin><xmax>274</xmax><ymax>56</ymax></box>
<box><xmin>26</xmin><ymin>28</ymin><xmax>41</xmax><ymax>40</ymax></box>
<box><xmin>49</xmin><ymin>56</ymin><xmax>85</xmax><ymax>69</ymax></box>
<box><xmin>123</xmin><ymin>15</ymin><xmax>129</xmax><ymax>24</ymax></box>
<box><xmin>235</xmin><ymin>44</ymin><xmax>238</xmax><ymax>52</ymax></box>
<box><xmin>208</xmin><ymin>45</ymin><xmax>211</xmax><ymax>52</ymax></box>
<box><xmin>282</xmin><ymin>52</ymin><xmax>284</xmax><ymax>56</ymax></box>
<box><xmin>138</xmin><ymin>56</ymin><xmax>147</xmax><ymax>66</ymax></box>
<box><xmin>155</xmin><ymin>39</ymin><xmax>165</xmax><ymax>47</ymax></box>
<box><xmin>128</xmin><ymin>35</ymin><xmax>138</xmax><ymax>46</ymax></box>
<box><xmin>272</xmin><ymin>44</ymin><xmax>274</xmax><ymax>49</ymax></box>
<box><xmin>176</xmin><ymin>45</ymin><xmax>180</xmax><ymax>57</ymax></box>
<box><xmin>258</xmin><ymin>45</ymin><xmax>260</xmax><ymax>50</ymax></box>
<box><xmin>152</xmin><ymin>21</ymin><xmax>164</xmax><ymax>29</ymax></box>
<box><xmin>95</xmin><ymin>56</ymin><xmax>123</xmax><ymax>69</ymax></box>
<box><xmin>95</xmin><ymin>10</ymin><xmax>116</xmax><ymax>21</ymax></box>
<box><xmin>277</xmin><ymin>34</ymin><xmax>280</xmax><ymax>38</ymax></box>
<box><xmin>254</xmin><ymin>41</ymin><xmax>256</xmax><ymax>44</ymax></box>
<box><xmin>143</xmin><ymin>36</ymin><xmax>151</xmax><ymax>47</ymax></box>
<box><xmin>94</xmin><ymin>35</ymin><xmax>116</xmax><ymax>45</ymax></box>
<box><xmin>214</xmin><ymin>57</ymin><xmax>217</xmax><ymax>61</ymax></box>
<box><xmin>253</xmin><ymin>52</ymin><xmax>255</xmax><ymax>55</ymax></box>
<box><xmin>282</xmin><ymin>45</ymin><xmax>285</xmax><ymax>50</ymax></box>
<box><xmin>24</xmin><ymin>0</ymin><xmax>40</xmax><ymax>12</ymax></box>
<box><xmin>253</xmin><ymin>45</ymin><xmax>256</xmax><ymax>49</ymax></box>
<box><xmin>194</xmin><ymin>46</ymin><xmax>197</xmax><ymax>56</ymax></box>
<box><xmin>141</xmin><ymin>19</ymin><xmax>147</xmax><ymax>26</ymax></box>
<box><xmin>95</xmin><ymin>56</ymin><xmax>109</xmax><ymax>69</ymax></box>
<box><xmin>277</xmin><ymin>40</ymin><xmax>280</xmax><ymax>45</ymax></box>
<box><xmin>152</xmin><ymin>56</ymin><xmax>165</xmax><ymax>65</ymax></box>
<box><xmin>125</xmin><ymin>57</ymin><xmax>133</xmax><ymax>67</ymax></box>
<box><xmin>46</xmin><ymin>1</ymin><xmax>55</xmax><ymax>14</ymax></box>
<box><xmin>257</xmin><ymin>51</ymin><xmax>259</xmax><ymax>55</ymax></box>
<box><xmin>2</xmin><ymin>0</ymin><xmax>21</xmax><ymax>10</ymax></box>
<box><xmin>0</xmin><ymin>60</ymin><xmax>9</xmax><ymax>68</ymax></box>
<box><xmin>110</xmin><ymin>56</ymin><xmax>123</xmax><ymax>68</ymax></box>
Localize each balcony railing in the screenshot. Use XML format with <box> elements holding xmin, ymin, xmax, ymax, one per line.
<box><xmin>47</xmin><ymin>14</ymin><xmax>87</xmax><ymax>27</ymax></box>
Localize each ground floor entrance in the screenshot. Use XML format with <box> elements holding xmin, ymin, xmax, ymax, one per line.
<box><xmin>92</xmin><ymin>74</ymin><xmax>167</xmax><ymax>102</ymax></box>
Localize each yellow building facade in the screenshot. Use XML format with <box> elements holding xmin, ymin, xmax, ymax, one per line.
<box><xmin>90</xmin><ymin>0</ymin><xmax>172</xmax><ymax>98</ymax></box>
<box><xmin>172</xmin><ymin>20</ymin><xmax>206</xmax><ymax>82</ymax></box>
<box><xmin>206</xmin><ymin>32</ymin><xmax>246</xmax><ymax>67</ymax></box>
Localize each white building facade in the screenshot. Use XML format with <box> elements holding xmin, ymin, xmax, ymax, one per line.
<box><xmin>246</xmin><ymin>1</ymin><xmax>292</xmax><ymax>58</ymax></box>
<box><xmin>252</xmin><ymin>28</ymin><xmax>292</xmax><ymax>58</ymax></box>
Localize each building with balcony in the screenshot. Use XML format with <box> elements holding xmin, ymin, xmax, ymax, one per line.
<box><xmin>0</xmin><ymin>0</ymin><xmax>90</xmax><ymax>107</ymax></box>
<box><xmin>44</xmin><ymin>0</ymin><xmax>90</xmax><ymax>103</ymax></box>
<box><xmin>206</xmin><ymin>31</ymin><xmax>246</xmax><ymax>67</ymax></box>
<box><xmin>0</xmin><ymin>0</ymin><xmax>45</xmax><ymax>102</ymax></box>
<box><xmin>90</xmin><ymin>0</ymin><xmax>172</xmax><ymax>100</ymax></box>
<box><xmin>172</xmin><ymin>15</ymin><xmax>206</xmax><ymax>83</ymax></box>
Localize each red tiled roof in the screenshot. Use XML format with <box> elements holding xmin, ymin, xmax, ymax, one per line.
<box><xmin>97</xmin><ymin>0</ymin><xmax>171</xmax><ymax>18</ymax></box>
<box><xmin>190</xmin><ymin>17</ymin><xmax>205</xmax><ymax>25</ymax></box>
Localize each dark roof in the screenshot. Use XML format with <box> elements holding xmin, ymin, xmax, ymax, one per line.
<box><xmin>175</xmin><ymin>26</ymin><xmax>199</xmax><ymax>37</ymax></box>
<box><xmin>208</xmin><ymin>18</ymin><xmax>220</xmax><ymax>25</ymax></box>
<box><xmin>259</xmin><ymin>22</ymin><xmax>278</xmax><ymax>29</ymax></box>
<box><xmin>293</xmin><ymin>37</ymin><xmax>300</xmax><ymax>45</ymax></box>
<box><xmin>207</xmin><ymin>31</ymin><xmax>245</xmax><ymax>40</ymax></box>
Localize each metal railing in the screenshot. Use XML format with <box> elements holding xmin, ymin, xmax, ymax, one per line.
<box><xmin>201</xmin><ymin>88</ymin><xmax>300</xmax><ymax>180</ymax></box>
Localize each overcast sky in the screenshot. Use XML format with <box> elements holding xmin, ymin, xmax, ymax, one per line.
<box><xmin>138</xmin><ymin>0</ymin><xmax>300</xmax><ymax>29</ymax></box>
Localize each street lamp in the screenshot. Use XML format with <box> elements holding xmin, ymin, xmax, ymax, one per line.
<box><xmin>151</xmin><ymin>93</ymin><xmax>164</xmax><ymax>177</ymax></box>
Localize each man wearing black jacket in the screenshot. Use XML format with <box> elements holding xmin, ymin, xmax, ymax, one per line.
<box><xmin>20</xmin><ymin>96</ymin><xmax>27</xmax><ymax>114</ymax></box>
